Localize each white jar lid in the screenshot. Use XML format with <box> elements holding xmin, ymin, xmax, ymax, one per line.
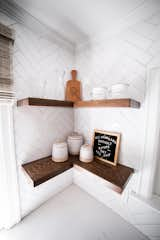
<box><xmin>68</xmin><ymin>133</ymin><xmax>83</xmax><ymax>140</ymax></box>
<box><xmin>81</xmin><ymin>144</ymin><xmax>92</xmax><ymax>149</ymax></box>
<box><xmin>53</xmin><ymin>142</ymin><xmax>67</xmax><ymax>148</ymax></box>
<box><xmin>68</xmin><ymin>136</ymin><xmax>83</xmax><ymax>140</ymax></box>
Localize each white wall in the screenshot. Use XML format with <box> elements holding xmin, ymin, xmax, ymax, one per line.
<box><xmin>0</xmin><ymin>7</ymin><xmax>74</xmax><ymax>217</ymax></box>
<box><xmin>154</xmin><ymin>105</ymin><xmax>160</xmax><ymax>196</ymax></box>
<box><xmin>75</xmin><ymin>7</ymin><xmax>160</xmax><ymax>194</ymax></box>
<box><xmin>155</xmin><ymin>147</ymin><xmax>160</xmax><ymax>195</ymax></box>
<box><xmin>1</xmin><ymin>0</ymin><xmax>160</xmax><ymax>230</ymax></box>
<box><xmin>73</xmin><ymin>167</ymin><xmax>160</xmax><ymax>240</ymax></box>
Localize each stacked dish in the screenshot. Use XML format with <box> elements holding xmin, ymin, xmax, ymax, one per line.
<box><xmin>92</xmin><ymin>87</ymin><xmax>107</xmax><ymax>100</ymax></box>
<box><xmin>52</xmin><ymin>142</ymin><xmax>68</xmax><ymax>162</ymax></box>
<box><xmin>67</xmin><ymin>133</ymin><xmax>83</xmax><ymax>155</ymax></box>
<box><xmin>108</xmin><ymin>83</ymin><xmax>129</xmax><ymax>99</ymax></box>
<box><xmin>80</xmin><ymin>144</ymin><xmax>93</xmax><ymax>163</ymax></box>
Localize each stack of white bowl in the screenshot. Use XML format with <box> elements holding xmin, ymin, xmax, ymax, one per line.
<box><xmin>80</xmin><ymin>144</ymin><xmax>93</xmax><ymax>163</ymax></box>
<box><xmin>92</xmin><ymin>87</ymin><xmax>107</xmax><ymax>100</ymax></box>
<box><xmin>52</xmin><ymin>142</ymin><xmax>68</xmax><ymax>162</ymax></box>
<box><xmin>67</xmin><ymin>132</ymin><xmax>83</xmax><ymax>155</ymax></box>
<box><xmin>108</xmin><ymin>83</ymin><xmax>129</xmax><ymax>99</ymax></box>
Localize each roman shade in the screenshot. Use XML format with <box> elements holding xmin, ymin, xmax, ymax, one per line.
<box><xmin>0</xmin><ymin>23</ymin><xmax>14</xmax><ymax>100</ymax></box>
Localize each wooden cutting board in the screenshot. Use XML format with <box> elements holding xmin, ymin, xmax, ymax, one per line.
<box><xmin>65</xmin><ymin>70</ymin><xmax>81</xmax><ymax>102</ymax></box>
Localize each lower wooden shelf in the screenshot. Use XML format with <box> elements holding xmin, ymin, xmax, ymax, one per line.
<box><xmin>74</xmin><ymin>159</ymin><xmax>133</xmax><ymax>193</ymax></box>
<box><xmin>22</xmin><ymin>155</ymin><xmax>134</xmax><ymax>193</ymax></box>
<box><xmin>22</xmin><ymin>156</ymin><xmax>73</xmax><ymax>187</ymax></box>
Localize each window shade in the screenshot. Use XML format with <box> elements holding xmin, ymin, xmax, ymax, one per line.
<box><xmin>0</xmin><ymin>23</ymin><xmax>14</xmax><ymax>100</ymax></box>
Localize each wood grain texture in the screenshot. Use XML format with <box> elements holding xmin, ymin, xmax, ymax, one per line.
<box><xmin>65</xmin><ymin>70</ymin><xmax>81</xmax><ymax>102</ymax></box>
<box><xmin>74</xmin><ymin>159</ymin><xmax>134</xmax><ymax>193</ymax></box>
<box><xmin>22</xmin><ymin>156</ymin><xmax>73</xmax><ymax>187</ymax></box>
<box><xmin>74</xmin><ymin>99</ymin><xmax>140</xmax><ymax>108</ymax></box>
<box><xmin>17</xmin><ymin>98</ymin><xmax>140</xmax><ymax>108</ymax></box>
<box><xmin>22</xmin><ymin>155</ymin><xmax>134</xmax><ymax>192</ymax></box>
<box><xmin>17</xmin><ymin>97</ymin><xmax>74</xmax><ymax>107</ymax></box>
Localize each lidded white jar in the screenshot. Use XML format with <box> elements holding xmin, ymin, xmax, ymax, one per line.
<box><xmin>80</xmin><ymin>144</ymin><xmax>93</xmax><ymax>163</ymax></box>
<box><xmin>67</xmin><ymin>132</ymin><xmax>83</xmax><ymax>155</ymax></box>
<box><xmin>108</xmin><ymin>83</ymin><xmax>129</xmax><ymax>99</ymax></box>
<box><xmin>52</xmin><ymin>142</ymin><xmax>68</xmax><ymax>162</ymax></box>
<box><xmin>92</xmin><ymin>87</ymin><xmax>107</xmax><ymax>100</ymax></box>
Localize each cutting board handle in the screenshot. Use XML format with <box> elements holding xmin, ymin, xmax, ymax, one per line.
<box><xmin>71</xmin><ymin>69</ymin><xmax>77</xmax><ymax>81</ymax></box>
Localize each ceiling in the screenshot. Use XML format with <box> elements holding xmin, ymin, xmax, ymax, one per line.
<box><xmin>14</xmin><ymin>0</ymin><xmax>148</xmax><ymax>45</ymax></box>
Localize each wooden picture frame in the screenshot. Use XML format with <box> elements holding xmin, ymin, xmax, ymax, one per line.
<box><xmin>92</xmin><ymin>129</ymin><xmax>121</xmax><ymax>166</ymax></box>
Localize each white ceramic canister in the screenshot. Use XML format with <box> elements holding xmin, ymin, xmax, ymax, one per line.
<box><xmin>67</xmin><ymin>133</ymin><xmax>83</xmax><ymax>155</ymax></box>
<box><xmin>92</xmin><ymin>87</ymin><xmax>107</xmax><ymax>100</ymax></box>
<box><xmin>108</xmin><ymin>83</ymin><xmax>129</xmax><ymax>99</ymax></box>
<box><xmin>80</xmin><ymin>144</ymin><xmax>93</xmax><ymax>163</ymax></box>
<box><xmin>52</xmin><ymin>142</ymin><xmax>68</xmax><ymax>162</ymax></box>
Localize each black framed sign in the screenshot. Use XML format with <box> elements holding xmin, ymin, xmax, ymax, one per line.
<box><xmin>93</xmin><ymin>130</ymin><xmax>121</xmax><ymax>166</ymax></box>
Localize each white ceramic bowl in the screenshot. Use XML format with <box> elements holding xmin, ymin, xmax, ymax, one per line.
<box><xmin>92</xmin><ymin>87</ymin><xmax>107</xmax><ymax>100</ymax></box>
<box><xmin>108</xmin><ymin>83</ymin><xmax>129</xmax><ymax>99</ymax></box>
<box><xmin>92</xmin><ymin>94</ymin><xmax>106</xmax><ymax>100</ymax></box>
<box><xmin>92</xmin><ymin>87</ymin><xmax>106</xmax><ymax>93</ymax></box>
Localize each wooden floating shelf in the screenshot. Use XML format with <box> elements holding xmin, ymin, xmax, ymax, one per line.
<box><xmin>17</xmin><ymin>97</ymin><xmax>73</xmax><ymax>107</ymax></box>
<box><xmin>17</xmin><ymin>97</ymin><xmax>140</xmax><ymax>109</ymax></box>
<box><xmin>74</xmin><ymin>99</ymin><xmax>140</xmax><ymax>108</ymax></box>
<box><xmin>22</xmin><ymin>155</ymin><xmax>134</xmax><ymax>193</ymax></box>
<box><xmin>22</xmin><ymin>156</ymin><xmax>73</xmax><ymax>187</ymax></box>
<box><xmin>74</xmin><ymin>159</ymin><xmax>134</xmax><ymax>193</ymax></box>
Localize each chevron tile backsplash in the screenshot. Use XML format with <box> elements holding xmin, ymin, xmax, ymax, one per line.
<box><xmin>1</xmin><ymin>2</ymin><xmax>160</xmax><ymax>239</ymax></box>
<box><xmin>74</xmin><ymin>8</ymin><xmax>160</xmax><ymax>240</ymax></box>
<box><xmin>0</xmin><ymin>9</ymin><xmax>74</xmax><ymax>217</ymax></box>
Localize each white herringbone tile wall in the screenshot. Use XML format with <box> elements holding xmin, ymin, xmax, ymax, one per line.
<box><xmin>75</xmin><ymin>6</ymin><xmax>160</xmax><ymax>240</ymax></box>
<box><xmin>0</xmin><ymin>9</ymin><xmax>74</xmax><ymax>217</ymax></box>
<box><xmin>73</xmin><ymin>167</ymin><xmax>160</xmax><ymax>240</ymax></box>
<box><xmin>0</xmin><ymin>1</ymin><xmax>160</xmax><ymax>239</ymax></box>
<box><xmin>75</xmin><ymin>7</ymin><xmax>160</xmax><ymax>192</ymax></box>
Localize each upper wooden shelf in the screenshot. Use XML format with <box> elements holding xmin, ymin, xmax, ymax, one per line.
<box><xmin>22</xmin><ymin>155</ymin><xmax>134</xmax><ymax>193</ymax></box>
<box><xmin>17</xmin><ymin>97</ymin><xmax>73</xmax><ymax>107</ymax></box>
<box><xmin>17</xmin><ymin>97</ymin><xmax>140</xmax><ymax>109</ymax></box>
<box><xmin>74</xmin><ymin>99</ymin><xmax>140</xmax><ymax>108</ymax></box>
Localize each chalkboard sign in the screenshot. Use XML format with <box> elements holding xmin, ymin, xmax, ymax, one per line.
<box><xmin>93</xmin><ymin>130</ymin><xmax>121</xmax><ymax>166</ymax></box>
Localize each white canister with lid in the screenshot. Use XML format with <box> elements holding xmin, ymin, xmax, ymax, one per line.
<box><xmin>108</xmin><ymin>83</ymin><xmax>129</xmax><ymax>99</ymax></box>
<box><xmin>52</xmin><ymin>142</ymin><xmax>68</xmax><ymax>162</ymax></box>
<box><xmin>92</xmin><ymin>87</ymin><xmax>107</xmax><ymax>100</ymax></box>
<box><xmin>80</xmin><ymin>144</ymin><xmax>93</xmax><ymax>163</ymax></box>
<box><xmin>67</xmin><ymin>133</ymin><xmax>83</xmax><ymax>155</ymax></box>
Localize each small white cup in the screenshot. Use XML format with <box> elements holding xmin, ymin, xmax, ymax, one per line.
<box><xmin>108</xmin><ymin>83</ymin><xmax>129</xmax><ymax>99</ymax></box>
<box><xmin>52</xmin><ymin>142</ymin><xmax>68</xmax><ymax>162</ymax></box>
<box><xmin>80</xmin><ymin>144</ymin><xmax>93</xmax><ymax>163</ymax></box>
<box><xmin>91</xmin><ymin>87</ymin><xmax>107</xmax><ymax>100</ymax></box>
<box><xmin>67</xmin><ymin>133</ymin><xmax>83</xmax><ymax>155</ymax></box>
